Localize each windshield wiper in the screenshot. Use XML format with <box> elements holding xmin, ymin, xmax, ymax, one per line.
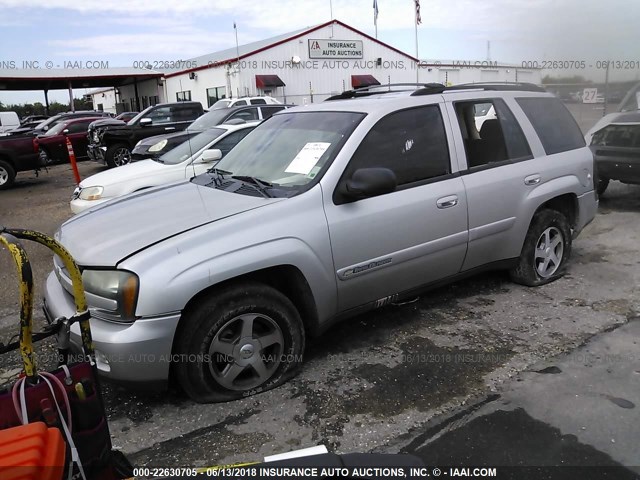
<box><xmin>231</xmin><ymin>175</ymin><xmax>273</xmax><ymax>198</ymax></box>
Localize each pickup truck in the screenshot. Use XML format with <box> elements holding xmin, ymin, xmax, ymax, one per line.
<box><xmin>87</xmin><ymin>102</ymin><xmax>204</xmax><ymax>167</ymax></box>
<box><xmin>0</xmin><ymin>133</ymin><xmax>40</xmax><ymax>189</ymax></box>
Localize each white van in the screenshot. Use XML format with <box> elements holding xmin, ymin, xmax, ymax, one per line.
<box><xmin>0</xmin><ymin>112</ymin><xmax>20</xmax><ymax>134</ymax></box>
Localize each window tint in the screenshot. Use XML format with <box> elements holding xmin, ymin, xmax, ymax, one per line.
<box><xmin>234</xmin><ymin>99</ymin><xmax>248</xmax><ymax>106</ymax></box>
<box><xmin>261</xmin><ymin>106</ymin><xmax>285</xmax><ymax>119</ymax></box>
<box><xmin>228</xmin><ymin>108</ymin><xmax>259</xmax><ymax>122</ymax></box>
<box><xmin>592</xmin><ymin>124</ymin><xmax>640</xmax><ymax>148</ymax></box>
<box><xmin>455</xmin><ymin>99</ymin><xmax>531</xmax><ymax>168</ymax></box>
<box><xmin>67</xmin><ymin>121</ymin><xmax>91</xmax><ymax>134</ymax></box>
<box><xmin>172</xmin><ymin>106</ymin><xmax>201</xmax><ymax>122</ymax></box>
<box><xmin>493</xmin><ymin>99</ymin><xmax>531</xmax><ymax>160</ymax></box>
<box><xmin>214</xmin><ymin>128</ymin><xmax>255</xmax><ymax>157</ymax></box>
<box><xmin>250</xmin><ymin>98</ymin><xmax>267</xmax><ymax>105</ymax></box>
<box><xmin>516</xmin><ymin>97</ymin><xmax>585</xmax><ymax>155</ymax></box>
<box><xmin>146</xmin><ymin>106</ymin><xmax>172</xmax><ymax>124</ymax></box>
<box><xmin>346</xmin><ymin>106</ymin><xmax>450</xmax><ymax>186</ymax></box>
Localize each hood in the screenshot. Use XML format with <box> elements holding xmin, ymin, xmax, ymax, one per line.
<box><xmin>59</xmin><ymin>181</ymin><xmax>283</xmax><ymax>266</ymax></box>
<box><xmin>90</xmin><ymin>119</ymin><xmax>126</xmax><ymax>130</ymax></box>
<box><xmin>79</xmin><ymin>159</ymin><xmax>167</xmax><ymax>188</ymax></box>
<box><xmin>585</xmin><ymin>110</ymin><xmax>640</xmax><ymax>144</ymax></box>
<box><xmin>136</xmin><ymin>130</ymin><xmax>192</xmax><ymax>148</ymax></box>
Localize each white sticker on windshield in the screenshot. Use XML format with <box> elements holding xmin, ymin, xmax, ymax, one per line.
<box><xmin>285</xmin><ymin>142</ymin><xmax>331</xmax><ymax>175</ymax></box>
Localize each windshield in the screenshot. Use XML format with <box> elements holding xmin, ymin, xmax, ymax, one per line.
<box><xmin>619</xmin><ymin>82</ymin><xmax>640</xmax><ymax>112</ymax></box>
<box><xmin>187</xmin><ymin>109</ymin><xmax>233</xmax><ymax>131</ymax></box>
<box><xmin>34</xmin><ymin>115</ymin><xmax>62</xmax><ymax>131</ymax></box>
<box><xmin>210</xmin><ymin>111</ymin><xmax>365</xmax><ymax>192</ymax></box>
<box><xmin>211</xmin><ymin>99</ymin><xmax>232</xmax><ymax>110</ymax></box>
<box><xmin>43</xmin><ymin>121</ymin><xmax>68</xmax><ymax>136</ymax></box>
<box><xmin>159</xmin><ymin>128</ymin><xmax>226</xmax><ymax>165</ymax></box>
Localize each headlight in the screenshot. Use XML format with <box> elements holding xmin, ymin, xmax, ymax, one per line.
<box><xmin>78</xmin><ymin>186</ymin><xmax>103</xmax><ymax>201</ymax></box>
<box><xmin>82</xmin><ymin>269</ymin><xmax>139</xmax><ymax>322</ymax></box>
<box><xmin>148</xmin><ymin>139</ymin><xmax>168</xmax><ymax>152</ymax></box>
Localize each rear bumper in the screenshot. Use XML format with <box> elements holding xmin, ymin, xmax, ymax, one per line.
<box><xmin>43</xmin><ymin>271</ymin><xmax>180</xmax><ymax>386</ymax></box>
<box><xmin>574</xmin><ymin>190</ymin><xmax>598</xmax><ymax>238</ymax></box>
<box><xmin>596</xmin><ymin>157</ymin><xmax>640</xmax><ymax>184</ymax></box>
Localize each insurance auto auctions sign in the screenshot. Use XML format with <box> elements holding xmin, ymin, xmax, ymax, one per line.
<box><xmin>308</xmin><ymin>39</ymin><xmax>363</xmax><ymax>59</ymax></box>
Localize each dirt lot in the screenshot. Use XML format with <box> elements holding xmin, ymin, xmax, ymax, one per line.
<box><xmin>1</xmin><ymin>106</ymin><xmax>638</xmax><ymax>469</ymax></box>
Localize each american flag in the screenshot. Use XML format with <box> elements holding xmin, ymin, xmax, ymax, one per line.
<box><xmin>415</xmin><ymin>0</ymin><xmax>422</xmax><ymax>25</ymax></box>
<box><xmin>373</xmin><ymin>0</ymin><xmax>379</xmax><ymax>26</ymax></box>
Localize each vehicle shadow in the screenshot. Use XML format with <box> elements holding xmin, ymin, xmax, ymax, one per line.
<box><xmin>598</xmin><ymin>181</ymin><xmax>640</xmax><ymax>214</ymax></box>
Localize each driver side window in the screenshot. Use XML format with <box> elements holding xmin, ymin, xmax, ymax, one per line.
<box><xmin>345</xmin><ymin>105</ymin><xmax>451</xmax><ymax>187</ymax></box>
<box><xmin>145</xmin><ymin>107</ymin><xmax>172</xmax><ymax>125</ymax></box>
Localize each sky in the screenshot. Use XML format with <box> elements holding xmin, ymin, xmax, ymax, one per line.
<box><xmin>0</xmin><ymin>0</ymin><xmax>639</xmax><ymax>104</ymax></box>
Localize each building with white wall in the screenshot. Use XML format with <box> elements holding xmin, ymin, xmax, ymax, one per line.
<box><xmin>87</xmin><ymin>20</ymin><xmax>542</xmax><ymax>112</ymax></box>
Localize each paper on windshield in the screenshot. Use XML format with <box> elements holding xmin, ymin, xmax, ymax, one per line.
<box><xmin>285</xmin><ymin>142</ymin><xmax>331</xmax><ymax>175</ymax></box>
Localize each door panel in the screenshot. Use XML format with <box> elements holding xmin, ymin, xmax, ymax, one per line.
<box><xmin>324</xmin><ymin>179</ymin><xmax>468</xmax><ymax>311</ymax></box>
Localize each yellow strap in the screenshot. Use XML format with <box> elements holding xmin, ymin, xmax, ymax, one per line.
<box><xmin>0</xmin><ymin>233</ymin><xmax>36</xmax><ymax>379</ymax></box>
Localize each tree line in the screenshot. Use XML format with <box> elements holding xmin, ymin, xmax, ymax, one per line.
<box><xmin>0</xmin><ymin>98</ymin><xmax>95</xmax><ymax>118</ymax></box>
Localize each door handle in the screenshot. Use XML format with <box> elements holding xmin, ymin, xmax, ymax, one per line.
<box><xmin>524</xmin><ymin>174</ymin><xmax>541</xmax><ymax>186</ymax></box>
<box><xmin>164</xmin><ymin>127</ymin><xmax>176</xmax><ymax>131</ymax></box>
<box><xmin>437</xmin><ymin>195</ymin><xmax>458</xmax><ymax>209</ymax></box>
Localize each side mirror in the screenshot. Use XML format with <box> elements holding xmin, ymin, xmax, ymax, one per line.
<box><xmin>139</xmin><ymin>118</ymin><xmax>152</xmax><ymax>127</ymax></box>
<box><xmin>343</xmin><ymin>168</ymin><xmax>397</xmax><ymax>200</ymax></box>
<box><xmin>200</xmin><ymin>148</ymin><xmax>222</xmax><ymax>163</ymax></box>
<box><xmin>62</xmin><ymin>129</ymin><xmax>70</xmax><ymax>135</ymax></box>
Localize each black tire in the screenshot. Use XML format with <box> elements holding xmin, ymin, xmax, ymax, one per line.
<box><xmin>105</xmin><ymin>143</ymin><xmax>131</xmax><ymax>168</ymax></box>
<box><xmin>0</xmin><ymin>159</ymin><xmax>16</xmax><ymax>190</ymax></box>
<box><xmin>596</xmin><ymin>177</ymin><xmax>609</xmax><ymax>196</ymax></box>
<box><xmin>39</xmin><ymin>147</ymin><xmax>55</xmax><ymax>166</ymax></box>
<box><xmin>510</xmin><ymin>209</ymin><xmax>572</xmax><ymax>287</ymax></box>
<box><xmin>174</xmin><ymin>283</ymin><xmax>305</xmax><ymax>403</ymax></box>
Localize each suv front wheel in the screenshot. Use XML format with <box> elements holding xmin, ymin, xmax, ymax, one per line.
<box><xmin>174</xmin><ymin>283</ymin><xmax>305</xmax><ymax>403</ymax></box>
<box><xmin>105</xmin><ymin>143</ymin><xmax>132</xmax><ymax>168</ymax></box>
<box><xmin>510</xmin><ymin>209</ymin><xmax>572</xmax><ymax>286</ymax></box>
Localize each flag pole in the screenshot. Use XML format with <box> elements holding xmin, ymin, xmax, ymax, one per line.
<box><xmin>414</xmin><ymin>0</ymin><xmax>420</xmax><ymax>83</ymax></box>
<box><xmin>234</xmin><ymin>21</ymin><xmax>240</xmax><ymax>97</ymax></box>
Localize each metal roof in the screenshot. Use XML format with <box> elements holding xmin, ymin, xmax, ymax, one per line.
<box><xmin>0</xmin><ymin>67</ymin><xmax>163</xmax><ymax>91</ymax></box>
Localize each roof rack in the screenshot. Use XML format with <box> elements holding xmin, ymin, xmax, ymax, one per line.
<box><xmin>325</xmin><ymin>83</ymin><xmax>446</xmax><ymax>101</ymax></box>
<box><xmin>412</xmin><ymin>82</ymin><xmax>546</xmax><ymax>95</ymax></box>
<box><xmin>325</xmin><ymin>82</ymin><xmax>546</xmax><ymax>101</ymax></box>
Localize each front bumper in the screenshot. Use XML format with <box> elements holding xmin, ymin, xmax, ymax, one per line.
<box><xmin>43</xmin><ymin>271</ymin><xmax>180</xmax><ymax>385</ymax></box>
<box><xmin>87</xmin><ymin>144</ymin><xmax>106</xmax><ymax>164</ymax></box>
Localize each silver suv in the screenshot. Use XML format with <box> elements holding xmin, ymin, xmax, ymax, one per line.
<box><xmin>43</xmin><ymin>83</ymin><xmax>597</xmax><ymax>402</ymax></box>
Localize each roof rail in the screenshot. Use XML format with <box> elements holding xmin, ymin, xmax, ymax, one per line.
<box><xmin>412</xmin><ymin>82</ymin><xmax>546</xmax><ymax>96</ymax></box>
<box><xmin>325</xmin><ymin>82</ymin><xmax>446</xmax><ymax>101</ymax></box>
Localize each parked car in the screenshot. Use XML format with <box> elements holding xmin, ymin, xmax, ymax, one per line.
<box><xmin>474</xmin><ymin>103</ymin><xmax>496</xmax><ymax>130</ymax></box>
<box><xmin>34</xmin><ymin>117</ymin><xmax>103</xmax><ymax>165</ymax></box>
<box><xmin>0</xmin><ymin>112</ymin><xmax>20</xmax><ymax>134</ymax></box>
<box><xmin>7</xmin><ymin>111</ymin><xmax>111</xmax><ymax>137</ymax></box>
<box><xmin>44</xmin><ymin>84</ymin><xmax>597</xmax><ymax>402</ymax></box>
<box><xmin>131</xmin><ymin>104</ymin><xmax>290</xmax><ymax>160</ymax></box>
<box><xmin>585</xmin><ymin>82</ymin><xmax>640</xmax><ymax>195</ymax></box>
<box><xmin>87</xmin><ymin>102</ymin><xmax>204</xmax><ymax>168</ymax></box>
<box><xmin>210</xmin><ymin>96</ymin><xmax>281</xmax><ymax>110</ymax></box>
<box><xmin>70</xmin><ymin>122</ymin><xmax>259</xmax><ymax>213</ymax></box>
<box><xmin>20</xmin><ymin>115</ymin><xmax>49</xmax><ymax>124</ymax></box>
<box><xmin>0</xmin><ymin>133</ymin><xmax>40</xmax><ymax>189</ymax></box>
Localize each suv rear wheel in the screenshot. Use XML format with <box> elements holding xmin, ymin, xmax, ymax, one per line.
<box><xmin>105</xmin><ymin>143</ymin><xmax>131</xmax><ymax>167</ymax></box>
<box><xmin>39</xmin><ymin>147</ymin><xmax>54</xmax><ymax>166</ymax></box>
<box><xmin>174</xmin><ymin>283</ymin><xmax>305</xmax><ymax>403</ymax></box>
<box><xmin>510</xmin><ymin>209</ymin><xmax>572</xmax><ymax>286</ymax></box>
<box><xmin>0</xmin><ymin>160</ymin><xmax>16</xmax><ymax>190</ymax></box>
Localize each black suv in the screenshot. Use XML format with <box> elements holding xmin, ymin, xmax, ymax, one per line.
<box><xmin>87</xmin><ymin>102</ymin><xmax>204</xmax><ymax>167</ymax></box>
<box><xmin>131</xmin><ymin>104</ymin><xmax>289</xmax><ymax>160</ymax></box>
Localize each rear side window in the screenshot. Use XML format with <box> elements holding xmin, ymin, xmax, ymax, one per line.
<box><xmin>250</xmin><ymin>99</ymin><xmax>267</xmax><ymax>105</ymax></box>
<box><xmin>516</xmin><ymin>97</ymin><xmax>585</xmax><ymax>155</ymax></box>
<box><xmin>346</xmin><ymin>106</ymin><xmax>450</xmax><ymax>186</ymax></box>
<box><xmin>67</xmin><ymin>121</ymin><xmax>91</xmax><ymax>134</ymax></box>
<box><xmin>228</xmin><ymin>108</ymin><xmax>259</xmax><ymax>122</ymax></box>
<box><xmin>592</xmin><ymin>124</ymin><xmax>640</xmax><ymax>148</ymax></box>
<box><xmin>173</xmin><ymin>106</ymin><xmax>202</xmax><ymax>122</ymax></box>
<box><xmin>261</xmin><ymin>106</ymin><xmax>285</xmax><ymax>119</ymax></box>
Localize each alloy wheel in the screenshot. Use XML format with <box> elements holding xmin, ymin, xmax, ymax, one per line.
<box><xmin>534</xmin><ymin>226</ymin><xmax>564</xmax><ymax>278</ymax></box>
